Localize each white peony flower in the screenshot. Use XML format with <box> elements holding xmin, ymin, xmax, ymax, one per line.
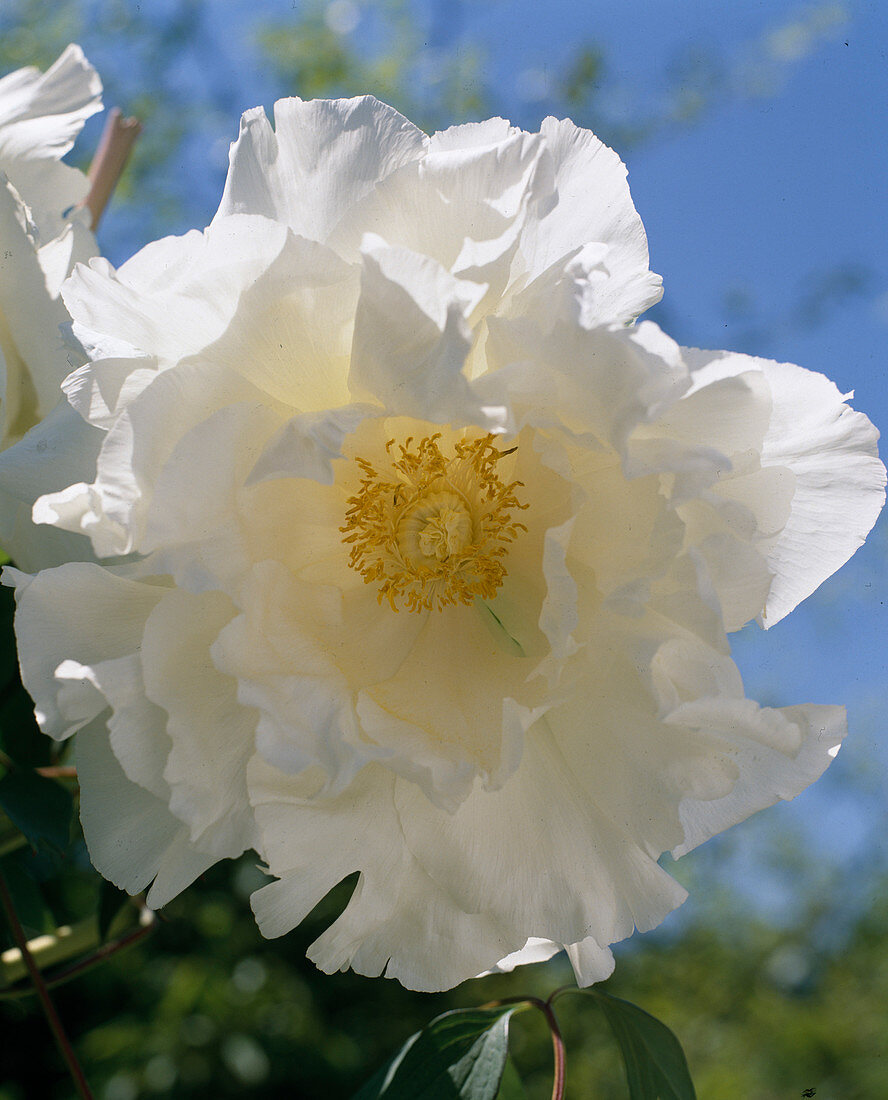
<box><xmin>8</xmin><ymin>98</ymin><xmax>885</xmax><ymax>991</ymax></box>
<box><xmin>0</xmin><ymin>45</ymin><xmax>104</xmax><ymax>570</ymax></box>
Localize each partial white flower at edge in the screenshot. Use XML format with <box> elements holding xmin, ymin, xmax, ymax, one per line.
<box><xmin>7</xmin><ymin>97</ymin><xmax>885</xmax><ymax>992</ymax></box>
<box><xmin>0</xmin><ymin>45</ymin><xmax>104</xmax><ymax>571</ymax></box>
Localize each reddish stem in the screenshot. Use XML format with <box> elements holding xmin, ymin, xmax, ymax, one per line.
<box><xmin>0</xmin><ymin>869</ymin><xmax>95</xmax><ymax>1099</ymax></box>
<box><xmin>82</xmin><ymin>107</ymin><xmax>142</xmax><ymax>230</ymax></box>
<box><xmin>482</xmin><ymin>995</ymin><xmax>567</xmax><ymax>1100</ymax></box>
<box><xmin>43</xmin><ymin>916</ymin><xmax>155</xmax><ymax>990</ymax></box>
<box><xmin>540</xmin><ymin>999</ymin><xmax>567</xmax><ymax>1100</ymax></box>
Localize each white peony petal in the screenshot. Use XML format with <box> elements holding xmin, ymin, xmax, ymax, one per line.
<box><xmin>75</xmin><ymin>717</ymin><xmax>214</xmax><ymax>908</ymax></box>
<box><xmin>565</xmin><ymin>938</ymin><xmax>617</xmax><ymax>986</ymax></box>
<box><xmin>0</xmin><ymin>45</ymin><xmax>102</xmax><ymax>237</ymax></box>
<box><xmin>141</xmin><ymin>587</ymin><xmax>258</xmax><ymax>858</ymax></box>
<box><xmin>0</xmin><ymin>182</ymin><xmax>73</xmax><ymax>439</ymax></box>
<box><xmin>182</xmin><ymin>229</ymin><xmax>358</xmax><ymax>413</ymax></box>
<box><xmin>758</xmin><ymin>360</ymin><xmax>885</xmax><ymax>625</ymax></box>
<box><xmin>482</xmin><ymin>938</ymin><xmax>562</xmax><ymax>976</ymax></box>
<box><xmin>246</xmin><ymin>403</ymin><xmax>374</xmax><ymax>487</ymax></box>
<box><xmin>0</xmin><ymin>401</ymin><xmax>100</xmax><ymax>570</ymax></box>
<box><xmin>61</xmin><ymin>216</ymin><xmax>294</xmax><ymax>370</ymax></box>
<box><xmin>82</xmin><ymin>653</ymin><xmax>171</xmax><ymax>800</ymax></box>
<box><xmin>217</xmin><ymin>96</ymin><xmax>427</xmax><ymax>241</ymax></box>
<box><xmin>355</xmin><ymin>601</ymin><xmax>539</xmax><ymax>807</ymax></box>
<box><xmin>6</xmin><ymin>562</ymin><xmax>166</xmax><ymax>739</ymax></box>
<box><xmin>486</xmin><ymin>319</ymin><xmax>689</xmax><ymax>457</ymax></box>
<box><xmin>331</xmin><ymin>127</ymin><xmax>550</xmax><ymax>303</ymax></box>
<box><xmin>251</xmin><ymin>722</ymin><xmax>687</xmax><ymax>991</ymax></box>
<box><xmin>0</xmin><ymin>44</ymin><xmax>101</xmax><ymax>162</ymax></box>
<box><xmin>672</xmin><ymin>702</ymin><xmax>847</xmax><ymax>857</ymax></box>
<box><xmin>349</xmin><ymin>241</ymin><xmax>495</xmax><ymax>426</ymax></box>
<box><xmin>516</xmin><ymin>116</ymin><xmax>662</xmax><ymax>323</ymax></box>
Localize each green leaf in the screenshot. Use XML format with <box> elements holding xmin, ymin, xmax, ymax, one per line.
<box><xmin>353</xmin><ymin>1005</ymin><xmax>520</xmax><ymax>1100</ymax></box>
<box><xmin>0</xmin><ymin>852</ymin><xmax>53</xmax><ymax>942</ymax></box>
<box><xmin>0</xmin><ymin>770</ymin><xmax>73</xmax><ymax>853</ymax></box>
<box><xmin>494</xmin><ymin>1058</ymin><xmax>528</xmax><ymax>1099</ymax></box>
<box><xmin>0</xmin><ymin>582</ymin><xmax>18</xmax><ymax>694</ymax></box>
<box><xmin>589</xmin><ymin>991</ymin><xmax>696</xmax><ymax>1100</ymax></box>
<box><xmin>0</xmin><ymin>687</ymin><xmax>52</xmax><ymax>768</ymax></box>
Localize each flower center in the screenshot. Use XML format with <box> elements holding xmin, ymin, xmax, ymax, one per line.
<box><xmin>341</xmin><ymin>433</ymin><xmax>527</xmax><ymax>612</ymax></box>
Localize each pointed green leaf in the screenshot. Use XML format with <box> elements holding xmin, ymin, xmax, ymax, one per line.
<box><xmin>353</xmin><ymin>1005</ymin><xmax>520</xmax><ymax>1100</ymax></box>
<box><xmin>0</xmin><ymin>770</ymin><xmax>73</xmax><ymax>853</ymax></box>
<box><xmin>0</xmin><ymin>852</ymin><xmax>53</xmax><ymax>943</ymax></box>
<box><xmin>589</xmin><ymin>991</ymin><xmax>696</xmax><ymax>1100</ymax></box>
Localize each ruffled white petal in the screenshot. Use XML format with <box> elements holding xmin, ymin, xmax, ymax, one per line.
<box><xmin>0</xmin><ymin>401</ymin><xmax>100</xmax><ymax>570</ymax></box>
<box><xmin>349</xmin><ymin>241</ymin><xmax>497</xmax><ymax>427</ymax></box>
<box><xmin>0</xmin><ymin>44</ymin><xmax>102</xmax><ymax>163</ymax></box>
<box><xmin>331</xmin><ymin>127</ymin><xmax>549</xmax><ymax>303</ymax></box>
<box><xmin>250</xmin><ymin>718</ymin><xmax>687</xmax><ymax>991</ymax></box>
<box><xmin>678</xmin><ymin>349</ymin><xmax>885</xmax><ymax>627</ymax></box>
<box><xmin>514</xmin><ymin>117</ymin><xmax>662</xmax><ymax>323</ymax></box>
<box><xmin>216</xmin><ymin>96</ymin><xmax>426</xmax><ymax>242</ymax></box>
<box><xmin>75</xmin><ymin>717</ymin><xmax>214</xmax><ymax>908</ymax></box>
<box><xmin>141</xmin><ymin>587</ymin><xmax>258</xmax><ymax>858</ymax></box>
<box><xmin>6</xmin><ymin>562</ymin><xmax>166</xmax><ymax>739</ymax></box>
<box><xmin>672</xmin><ymin>702</ymin><xmax>846</xmax><ymax>857</ymax></box>
<box><xmin>758</xmin><ymin>360</ymin><xmax>885</xmax><ymax>625</ymax></box>
<box><xmin>62</xmin><ymin>216</ymin><xmax>301</xmax><ymax>373</ymax></box>
<box><xmin>0</xmin><ymin>182</ymin><xmax>73</xmax><ymax>441</ymax></box>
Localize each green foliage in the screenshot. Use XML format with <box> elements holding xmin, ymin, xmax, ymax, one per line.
<box><xmin>97</xmin><ymin>880</ymin><xmax>132</xmax><ymax>942</ymax></box>
<box><xmin>584</xmin><ymin>990</ymin><xmax>696</xmax><ymax>1100</ymax></box>
<box><xmin>353</xmin><ymin>1005</ymin><xmax>519</xmax><ymax>1100</ymax></box>
<box><xmin>0</xmin><ymin>851</ymin><xmax>53</xmax><ymax>939</ymax></box>
<box><xmin>257</xmin><ymin>0</ymin><xmax>489</xmax><ymax>133</ymax></box>
<box><xmin>0</xmin><ymin>0</ymin><xmax>82</xmax><ymax>71</ymax></box>
<box><xmin>0</xmin><ymin>770</ymin><xmax>72</xmax><ymax>855</ymax></box>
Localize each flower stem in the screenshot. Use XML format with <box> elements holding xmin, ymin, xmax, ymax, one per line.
<box><xmin>83</xmin><ymin>107</ymin><xmax>142</xmax><ymax>230</ymax></box>
<box><xmin>31</xmin><ymin>914</ymin><xmax>155</xmax><ymax>994</ymax></box>
<box><xmin>540</xmin><ymin>998</ymin><xmax>567</xmax><ymax>1100</ymax></box>
<box><xmin>0</xmin><ymin>868</ymin><xmax>95</xmax><ymax>1100</ymax></box>
<box><xmin>482</xmin><ymin>995</ymin><xmax>566</xmax><ymax>1100</ymax></box>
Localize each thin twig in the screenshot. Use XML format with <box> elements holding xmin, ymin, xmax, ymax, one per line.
<box><xmin>0</xmin><ymin>869</ymin><xmax>94</xmax><ymax>1099</ymax></box>
<box><xmin>35</xmin><ymin>765</ymin><xmax>78</xmax><ymax>780</ymax></box>
<box><xmin>82</xmin><ymin>107</ymin><xmax>142</xmax><ymax>230</ymax></box>
<box><xmin>44</xmin><ymin>915</ymin><xmax>155</xmax><ymax>989</ymax></box>
<box><xmin>1</xmin><ymin>916</ymin><xmax>155</xmax><ymax>999</ymax></box>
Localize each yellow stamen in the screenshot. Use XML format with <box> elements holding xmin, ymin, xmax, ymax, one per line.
<box><xmin>340</xmin><ymin>434</ymin><xmax>528</xmax><ymax>612</ymax></box>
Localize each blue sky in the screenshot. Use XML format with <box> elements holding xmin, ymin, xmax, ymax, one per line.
<box><xmin>56</xmin><ymin>0</ymin><xmax>888</xmax><ymax>916</ymax></box>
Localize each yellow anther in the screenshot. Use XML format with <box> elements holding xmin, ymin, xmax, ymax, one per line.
<box><xmin>340</xmin><ymin>434</ymin><xmax>527</xmax><ymax>612</ymax></box>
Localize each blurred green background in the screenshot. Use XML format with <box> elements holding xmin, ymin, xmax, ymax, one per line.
<box><xmin>1</xmin><ymin>1</ymin><xmax>886</xmax><ymax>1097</ymax></box>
